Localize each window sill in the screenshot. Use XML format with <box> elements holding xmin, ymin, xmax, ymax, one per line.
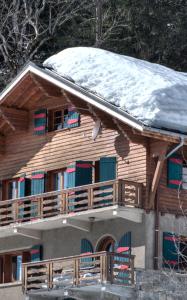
<box><xmin>0</xmin><ymin>281</ymin><xmax>22</xmax><ymax>289</ymax></box>
<box><xmin>47</xmin><ymin>127</ymin><xmax>70</xmax><ymax>134</ymax></box>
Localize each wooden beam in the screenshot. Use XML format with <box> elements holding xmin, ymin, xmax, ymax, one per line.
<box><xmin>149</xmin><ymin>142</ymin><xmax>168</xmax><ymax>209</ymax></box>
<box><xmin>18</xmin><ymin>88</ymin><xmax>40</xmax><ymax>108</ymax></box>
<box><xmin>0</xmin><ymin>107</ymin><xmax>29</xmax><ymax>131</ymax></box>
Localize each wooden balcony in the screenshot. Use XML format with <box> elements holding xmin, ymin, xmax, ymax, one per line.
<box><xmin>0</xmin><ymin>179</ymin><xmax>142</xmax><ymax>227</ymax></box>
<box><xmin>22</xmin><ymin>251</ymin><xmax>135</xmax><ymax>294</ymax></box>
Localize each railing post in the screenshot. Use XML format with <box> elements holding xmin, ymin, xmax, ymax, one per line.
<box><xmin>101</xmin><ymin>253</ymin><xmax>107</xmax><ymax>283</ymax></box>
<box><xmin>88</xmin><ymin>186</ymin><xmax>93</xmax><ymax>209</ymax></box>
<box><xmin>131</xmin><ymin>256</ymin><xmax>135</xmax><ymax>285</ymax></box>
<box><xmin>73</xmin><ymin>258</ymin><xmax>79</xmax><ymax>286</ymax></box>
<box><xmin>48</xmin><ymin>262</ymin><xmax>52</xmax><ymax>289</ymax></box>
<box><xmin>61</xmin><ymin>192</ymin><xmax>66</xmax><ymax>214</ymax></box>
<box><xmin>15</xmin><ymin>200</ymin><xmax>18</xmax><ymax>222</ymax></box>
<box><xmin>39</xmin><ymin>197</ymin><xmax>43</xmax><ymax>218</ymax></box>
<box><xmin>113</xmin><ymin>182</ymin><xmax>117</xmax><ymax>205</ymax></box>
<box><xmin>117</xmin><ymin>180</ymin><xmax>123</xmax><ymax>206</ymax></box>
<box><xmin>22</xmin><ymin>265</ymin><xmax>27</xmax><ymax>294</ymax></box>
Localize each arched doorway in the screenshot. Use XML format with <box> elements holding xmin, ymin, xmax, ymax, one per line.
<box><xmin>97</xmin><ymin>235</ymin><xmax>116</xmax><ymax>252</ymax></box>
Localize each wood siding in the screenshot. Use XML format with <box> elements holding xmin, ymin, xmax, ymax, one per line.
<box><xmin>149</xmin><ymin>141</ymin><xmax>187</xmax><ymax>214</ymax></box>
<box><xmin>0</xmin><ymin>102</ymin><xmax>148</xmax><ymax>208</ymax></box>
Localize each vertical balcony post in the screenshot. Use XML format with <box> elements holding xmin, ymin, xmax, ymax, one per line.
<box><xmin>131</xmin><ymin>256</ymin><xmax>135</xmax><ymax>285</ymax></box>
<box><xmin>88</xmin><ymin>186</ymin><xmax>93</xmax><ymax>209</ymax></box>
<box><xmin>39</xmin><ymin>197</ymin><xmax>43</xmax><ymax>218</ymax></box>
<box><xmin>15</xmin><ymin>199</ymin><xmax>18</xmax><ymax>222</ymax></box>
<box><xmin>101</xmin><ymin>253</ymin><xmax>107</xmax><ymax>283</ymax></box>
<box><xmin>117</xmin><ymin>179</ymin><xmax>123</xmax><ymax>206</ymax></box>
<box><xmin>48</xmin><ymin>262</ymin><xmax>52</xmax><ymax>289</ymax></box>
<box><xmin>22</xmin><ymin>265</ymin><xmax>27</xmax><ymax>294</ymax></box>
<box><xmin>61</xmin><ymin>192</ymin><xmax>66</xmax><ymax>214</ymax></box>
<box><xmin>73</xmin><ymin>258</ymin><xmax>79</xmax><ymax>286</ymax></box>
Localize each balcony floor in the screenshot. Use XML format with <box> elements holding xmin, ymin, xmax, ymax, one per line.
<box><xmin>0</xmin><ymin>205</ymin><xmax>143</xmax><ymax>239</ymax></box>
<box><xmin>26</xmin><ymin>283</ymin><xmax>136</xmax><ymax>300</ymax></box>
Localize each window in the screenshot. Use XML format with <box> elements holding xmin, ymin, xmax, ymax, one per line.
<box><xmin>0</xmin><ymin>251</ymin><xmax>30</xmax><ymax>284</ymax></box>
<box><xmin>53</xmin><ymin>109</ymin><xmax>69</xmax><ymax>131</ymax></box>
<box><xmin>47</xmin><ymin>107</ymin><xmax>80</xmax><ymax>132</ymax></box>
<box><xmin>46</xmin><ymin>169</ymin><xmax>65</xmax><ymax>192</ymax></box>
<box><xmin>2</xmin><ymin>179</ymin><xmax>20</xmax><ymax>201</ymax></box>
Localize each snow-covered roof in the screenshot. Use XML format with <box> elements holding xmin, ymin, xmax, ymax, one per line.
<box><xmin>44</xmin><ymin>47</ymin><xmax>187</xmax><ymax>134</ymax></box>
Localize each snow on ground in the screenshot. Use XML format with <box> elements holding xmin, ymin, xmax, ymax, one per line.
<box><xmin>44</xmin><ymin>47</ymin><xmax>187</xmax><ymax>133</ymax></box>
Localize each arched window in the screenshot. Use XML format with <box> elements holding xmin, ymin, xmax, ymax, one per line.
<box><xmin>97</xmin><ymin>235</ymin><xmax>116</xmax><ymax>252</ymax></box>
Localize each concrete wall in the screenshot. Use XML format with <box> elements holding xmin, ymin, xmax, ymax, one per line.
<box><xmin>0</xmin><ymin>283</ymin><xmax>24</xmax><ymax>300</ymax></box>
<box><xmin>0</xmin><ymin>216</ymin><xmax>146</xmax><ymax>299</ymax></box>
<box><xmin>2</xmin><ymin>212</ymin><xmax>180</xmax><ymax>299</ymax></box>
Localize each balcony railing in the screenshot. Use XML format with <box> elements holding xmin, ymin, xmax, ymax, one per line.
<box><xmin>0</xmin><ymin>179</ymin><xmax>142</xmax><ymax>226</ymax></box>
<box><xmin>22</xmin><ymin>251</ymin><xmax>135</xmax><ymax>294</ymax></box>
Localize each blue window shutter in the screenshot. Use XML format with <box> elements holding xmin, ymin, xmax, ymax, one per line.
<box><xmin>31</xmin><ymin>172</ymin><xmax>45</xmax><ymax>195</ymax></box>
<box><xmin>81</xmin><ymin>239</ymin><xmax>93</xmax><ymax>254</ymax></box>
<box><xmin>18</xmin><ymin>175</ymin><xmax>31</xmax><ymax>219</ymax></box>
<box><xmin>34</xmin><ymin>109</ymin><xmax>47</xmax><ymax>135</ymax></box>
<box><xmin>16</xmin><ymin>255</ymin><xmax>22</xmax><ymax>281</ymax></box>
<box><xmin>163</xmin><ymin>232</ymin><xmax>179</xmax><ymax>268</ymax></box>
<box><xmin>31</xmin><ymin>172</ymin><xmax>45</xmax><ymax>218</ymax></box>
<box><xmin>66</xmin><ymin>161</ymin><xmax>93</xmax><ymax>211</ymax></box>
<box><xmin>30</xmin><ymin>245</ymin><xmax>43</xmax><ymax>262</ymax></box>
<box><xmin>75</xmin><ymin>161</ymin><xmax>93</xmax><ymax>186</ymax></box>
<box><xmin>99</xmin><ymin>157</ymin><xmax>116</xmax><ymax>205</ymax></box>
<box><xmin>18</xmin><ymin>174</ymin><xmax>26</xmax><ymax>198</ymax></box>
<box><xmin>167</xmin><ymin>155</ymin><xmax>182</xmax><ymax>189</ymax></box>
<box><xmin>99</xmin><ymin>157</ymin><xmax>116</xmax><ymax>182</ymax></box>
<box><xmin>64</xmin><ymin>107</ymin><xmax>80</xmax><ymax>129</ymax></box>
<box><xmin>116</xmin><ymin>232</ymin><xmax>131</xmax><ymax>283</ymax></box>
<box><xmin>81</xmin><ymin>239</ymin><xmax>93</xmax><ymax>263</ymax></box>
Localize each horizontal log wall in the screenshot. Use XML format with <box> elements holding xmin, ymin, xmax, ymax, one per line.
<box><xmin>0</xmin><ymin>103</ymin><xmax>148</xmax><ymax>207</ymax></box>
<box><xmin>149</xmin><ymin>141</ymin><xmax>187</xmax><ymax>213</ymax></box>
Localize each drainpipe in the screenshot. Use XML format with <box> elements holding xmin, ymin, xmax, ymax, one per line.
<box><xmin>154</xmin><ymin>137</ymin><xmax>185</xmax><ymax>270</ymax></box>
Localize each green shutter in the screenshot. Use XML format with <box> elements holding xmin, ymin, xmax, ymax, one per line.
<box><xmin>99</xmin><ymin>157</ymin><xmax>116</xmax><ymax>206</ymax></box>
<box><xmin>167</xmin><ymin>155</ymin><xmax>182</xmax><ymax>189</ymax></box>
<box><xmin>163</xmin><ymin>232</ymin><xmax>179</xmax><ymax>269</ymax></box>
<box><xmin>115</xmin><ymin>232</ymin><xmax>131</xmax><ymax>283</ymax></box>
<box><xmin>99</xmin><ymin>157</ymin><xmax>116</xmax><ymax>182</ymax></box>
<box><xmin>34</xmin><ymin>109</ymin><xmax>47</xmax><ymax>135</ymax></box>
<box><xmin>81</xmin><ymin>239</ymin><xmax>93</xmax><ymax>263</ymax></box>
<box><xmin>31</xmin><ymin>171</ymin><xmax>45</xmax><ymax>218</ymax></box>
<box><xmin>30</xmin><ymin>245</ymin><xmax>43</xmax><ymax>262</ymax></box>
<box><xmin>18</xmin><ymin>175</ymin><xmax>31</xmax><ymax>220</ymax></box>
<box><xmin>64</xmin><ymin>107</ymin><xmax>80</xmax><ymax>129</ymax></box>
<box><xmin>66</xmin><ymin>161</ymin><xmax>93</xmax><ymax>211</ymax></box>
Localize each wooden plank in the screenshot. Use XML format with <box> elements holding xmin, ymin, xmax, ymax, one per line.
<box><xmin>149</xmin><ymin>142</ymin><xmax>168</xmax><ymax>209</ymax></box>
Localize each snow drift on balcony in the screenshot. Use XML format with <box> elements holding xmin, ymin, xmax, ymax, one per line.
<box><xmin>44</xmin><ymin>47</ymin><xmax>187</xmax><ymax>133</ymax></box>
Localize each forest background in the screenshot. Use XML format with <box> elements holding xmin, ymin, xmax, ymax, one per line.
<box><xmin>0</xmin><ymin>0</ymin><xmax>186</xmax><ymax>90</ymax></box>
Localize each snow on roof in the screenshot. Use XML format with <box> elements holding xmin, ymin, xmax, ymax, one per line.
<box><xmin>44</xmin><ymin>47</ymin><xmax>187</xmax><ymax>133</ymax></box>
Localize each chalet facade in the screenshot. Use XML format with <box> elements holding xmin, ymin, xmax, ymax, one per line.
<box><xmin>0</xmin><ymin>62</ymin><xmax>186</xmax><ymax>300</ymax></box>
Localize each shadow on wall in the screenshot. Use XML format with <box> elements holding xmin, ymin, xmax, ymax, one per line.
<box><xmin>114</xmin><ymin>133</ymin><xmax>130</xmax><ymax>159</ymax></box>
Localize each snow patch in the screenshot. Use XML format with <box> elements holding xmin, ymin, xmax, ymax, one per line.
<box><xmin>44</xmin><ymin>47</ymin><xmax>187</xmax><ymax>133</ymax></box>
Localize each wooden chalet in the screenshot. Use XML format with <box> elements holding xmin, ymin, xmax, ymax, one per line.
<box><xmin>0</xmin><ymin>62</ymin><xmax>186</xmax><ymax>300</ymax></box>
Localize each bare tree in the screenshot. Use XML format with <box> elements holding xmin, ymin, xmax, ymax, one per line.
<box><xmin>94</xmin><ymin>0</ymin><xmax>129</xmax><ymax>48</ymax></box>
<box><xmin>0</xmin><ymin>0</ymin><xmax>90</xmax><ymax>86</ymax></box>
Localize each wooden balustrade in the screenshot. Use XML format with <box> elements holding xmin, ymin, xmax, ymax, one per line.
<box><xmin>0</xmin><ymin>179</ymin><xmax>142</xmax><ymax>226</ymax></box>
<box><xmin>22</xmin><ymin>251</ymin><xmax>135</xmax><ymax>294</ymax></box>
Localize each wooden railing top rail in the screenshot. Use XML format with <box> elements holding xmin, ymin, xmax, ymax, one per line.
<box><xmin>0</xmin><ymin>179</ymin><xmax>142</xmax><ymax>205</ymax></box>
